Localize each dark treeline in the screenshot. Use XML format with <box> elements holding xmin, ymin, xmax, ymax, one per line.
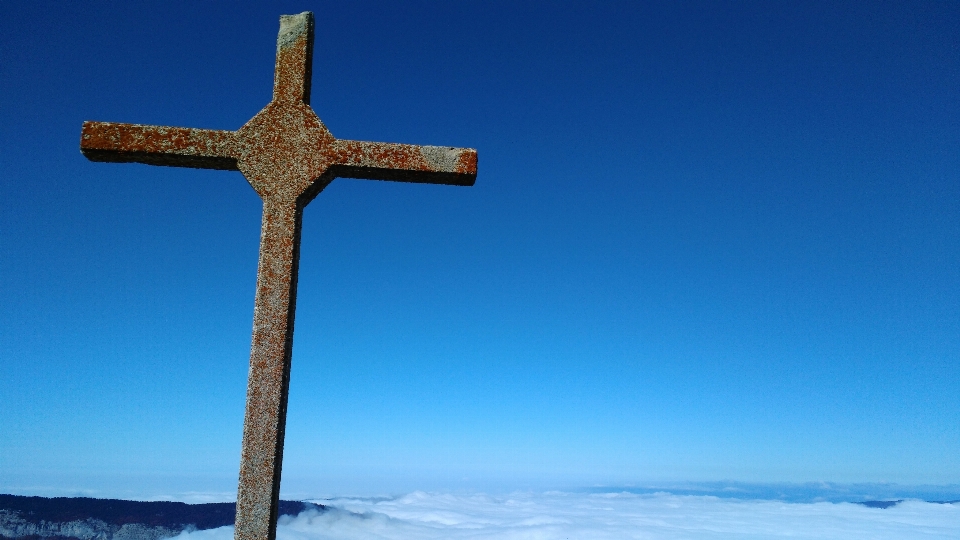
<box><xmin>0</xmin><ymin>494</ymin><xmax>322</xmax><ymax>529</ymax></box>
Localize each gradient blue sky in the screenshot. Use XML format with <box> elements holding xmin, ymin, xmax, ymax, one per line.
<box><xmin>1</xmin><ymin>1</ymin><xmax>958</xmax><ymax>497</ymax></box>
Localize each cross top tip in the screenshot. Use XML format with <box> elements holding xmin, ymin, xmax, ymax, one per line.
<box><xmin>278</xmin><ymin>12</ymin><xmax>313</xmax><ymax>50</ymax></box>
<box><xmin>273</xmin><ymin>12</ymin><xmax>314</xmax><ymax>104</ymax></box>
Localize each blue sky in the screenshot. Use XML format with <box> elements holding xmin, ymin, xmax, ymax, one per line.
<box><xmin>1</xmin><ymin>1</ymin><xmax>958</xmax><ymax>498</ymax></box>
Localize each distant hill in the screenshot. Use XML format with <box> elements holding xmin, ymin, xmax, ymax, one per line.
<box><xmin>0</xmin><ymin>494</ymin><xmax>324</xmax><ymax>540</ymax></box>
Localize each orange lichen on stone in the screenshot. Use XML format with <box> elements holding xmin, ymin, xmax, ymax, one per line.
<box><xmin>79</xmin><ymin>11</ymin><xmax>476</xmax><ymax>540</ymax></box>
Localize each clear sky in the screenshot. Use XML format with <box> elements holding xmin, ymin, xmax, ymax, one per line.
<box><xmin>1</xmin><ymin>1</ymin><xmax>958</xmax><ymax>498</ymax></box>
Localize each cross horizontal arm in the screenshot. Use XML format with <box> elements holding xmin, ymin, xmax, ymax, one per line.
<box><xmin>329</xmin><ymin>140</ymin><xmax>477</xmax><ymax>186</ymax></box>
<box><xmin>81</xmin><ymin>122</ymin><xmax>239</xmax><ymax>170</ymax></box>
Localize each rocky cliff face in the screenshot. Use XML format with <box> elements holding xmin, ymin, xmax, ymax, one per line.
<box><xmin>0</xmin><ymin>510</ymin><xmax>185</xmax><ymax>540</ymax></box>
<box><xmin>0</xmin><ymin>495</ymin><xmax>323</xmax><ymax>540</ymax></box>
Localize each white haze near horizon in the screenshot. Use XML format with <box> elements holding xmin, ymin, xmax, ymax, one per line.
<box><xmin>171</xmin><ymin>490</ymin><xmax>960</xmax><ymax>540</ymax></box>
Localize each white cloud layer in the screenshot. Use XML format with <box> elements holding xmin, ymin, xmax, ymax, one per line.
<box><xmin>174</xmin><ymin>490</ymin><xmax>960</xmax><ymax>540</ymax></box>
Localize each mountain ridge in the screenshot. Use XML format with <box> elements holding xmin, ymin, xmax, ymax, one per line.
<box><xmin>0</xmin><ymin>494</ymin><xmax>323</xmax><ymax>540</ymax></box>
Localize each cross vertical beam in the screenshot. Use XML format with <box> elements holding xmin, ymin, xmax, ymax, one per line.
<box><xmin>80</xmin><ymin>11</ymin><xmax>476</xmax><ymax>540</ymax></box>
<box><xmin>232</xmin><ymin>15</ymin><xmax>315</xmax><ymax>540</ymax></box>
<box><xmin>236</xmin><ymin>199</ymin><xmax>302</xmax><ymax>540</ymax></box>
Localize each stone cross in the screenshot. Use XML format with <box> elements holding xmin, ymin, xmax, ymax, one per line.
<box><xmin>79</xmin><ymin>12</ymin><xmax>476</xmax><ymax>540</ymax></box>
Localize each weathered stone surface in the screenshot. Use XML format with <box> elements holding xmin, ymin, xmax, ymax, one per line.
<box><xmin>79</xmin><ymin>10</ymin><xmax>476</xmax><ymax>540</ymax></box>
